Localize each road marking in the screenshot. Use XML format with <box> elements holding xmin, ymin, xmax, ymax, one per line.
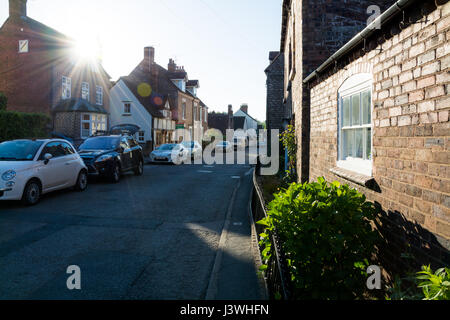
<box><xmin>204</xmin><ymin>165</ymin><xmax>215</xmax><ymax>168</ymax></box>
<box><xmin>198</xmin><ymin>170</ymin><xmax>213</xmax><ymax>173</ymax></box>
<box><xmin>231</xmin><ymin>176</ymin><xmax>240</xmax><ymax>179</ymax></box>
<box><xmin>233</xmin><ymin>222</ymin><xmax>243</xmax><ymax>226</ymax></box>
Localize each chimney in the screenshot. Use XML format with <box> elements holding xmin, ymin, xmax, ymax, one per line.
<box><xmin>269</xmin><ymin>51</ymin><xmax>279</xmax><ymax>62</ymax></box>
<box><xmin>9</xmin><ymin>0</ymin><xmax>27</xmax><ymax>18</ymax></box>
<box><xmin>168</xmin><ymin>59</ymin><xmax>176</xmax><ymax>72</ymax></box>
<box><xmin>144</xmin><ymin>47</ymin><xmax>155</xmax><ymax>72</ymax></box>
<box><xmin>240</xmin><ymin>104</ymin><xmax>248</xmax><ymax>114</ymax></box>
<box><xmin>228</xmin><ymin>104</ymin><xmax>233</xmax><ymax>129</ymax></box>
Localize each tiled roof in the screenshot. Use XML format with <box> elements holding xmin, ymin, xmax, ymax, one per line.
<box><xmin>120</xmin><ymin>75</ymin><xmax>165</xmax><ymax>118</ymax></box>
<box><xmin>53</xmin><ymin>98</ymin><xmax>108</xmax><ymax>114</ymax></box>
<box><xmin>233</xmin><ymin>117</ymin><xmax>246</xmax><ymax>130</ymax></box>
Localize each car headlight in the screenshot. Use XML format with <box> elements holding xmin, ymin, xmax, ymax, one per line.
<box><xmin>2</xmin><ymin>170</ymin><xmax>16</xmax><ymax>181</ymax></box>
<box><xmin>95</xmin><ymin>155</ymin><xmax>113</xmax><ymax>163</ymax></box>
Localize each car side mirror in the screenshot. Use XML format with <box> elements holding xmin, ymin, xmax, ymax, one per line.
<box><xmin>43</xmin><ymin>153</ymin><xmax>53</xmax><ymax>165</ymax></box>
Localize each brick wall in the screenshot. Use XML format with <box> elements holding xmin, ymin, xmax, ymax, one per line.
<box><xmin>308</xmin><ymin>2</ymin><xmax>450</xmax><ymax>276</ymax></box>
<box><xmin>282</xmin><ymin>0</ymin><xmax>393</xmax><ymax>182</ymax></box>
<box><xmin>266</xmin><ymin>52</ymin><xmax>285</xmax><ymax>132</ymax></box>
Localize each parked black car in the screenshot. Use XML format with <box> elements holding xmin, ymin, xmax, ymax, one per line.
<box><xmin>77</xmin><ymin>134</ymin><xmax>144</xmax><ymax>183</ymax></box>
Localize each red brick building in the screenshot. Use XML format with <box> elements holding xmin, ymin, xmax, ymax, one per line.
<box><xmin>0</xmin><ymin>0</ymin><xmax>111</xmax><ymax>144</ymax></box>
<box><xmin>112</xmin><ymin>47</ymin><xmax>208</xmax><ymax>143</ymax></box>
<box><xmin>281</xmin><ymin>0</ymin><xmax>449</xmax><ymax>277</ymax></box>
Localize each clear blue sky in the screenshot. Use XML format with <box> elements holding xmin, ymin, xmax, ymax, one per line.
<box><xmin>0</xmin><ymin>0</ymin><xmax>283</xmax><ymax>122</ymax></box>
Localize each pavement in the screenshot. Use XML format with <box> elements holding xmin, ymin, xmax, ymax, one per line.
<box><xmin>0</xmin><ymin>158</ymin><xmax>265</xmax><ymax>300</ymax></box>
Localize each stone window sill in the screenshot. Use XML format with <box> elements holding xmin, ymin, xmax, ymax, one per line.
<box><xmin>329</xmin><ymin>166</ymin><xmax>377</xmax><ymax>190</ymax></box>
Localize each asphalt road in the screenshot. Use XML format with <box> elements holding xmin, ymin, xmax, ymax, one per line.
<box><xmin>0</xmin><ymin>160</ymin><xmax>264</xmax><ymax>300</ymax></box>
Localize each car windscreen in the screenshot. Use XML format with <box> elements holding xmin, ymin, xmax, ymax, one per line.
<box><xmin>0</xmin><ymin>140</ymin><xmax>43</xmax><ymax>161</ymax></box>
<box><xmin>182</xmin><ymin>142</ymin><xmax>195</xmax><ymax>148</ymax></box>
<box><xmin>79</xmin><ymin>137</ymin><xmax>120</xmax><ymax>150</ymax></box>
<box><xmin>158</xmin><ymin>144</ymin><xmax>176</xmax><ymax>151</ymax></box>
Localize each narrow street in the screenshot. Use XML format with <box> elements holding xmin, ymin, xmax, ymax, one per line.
<box><xmin>0</xmin><ymin>161</ymin><xmax>264</xmax><ymax>300</ymax></box>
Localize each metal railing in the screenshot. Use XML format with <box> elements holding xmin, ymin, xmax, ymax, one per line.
<box><xmin>251</xmin><ymin>170</ymin><xmax>292</xmax><ymax>300</ymax></box>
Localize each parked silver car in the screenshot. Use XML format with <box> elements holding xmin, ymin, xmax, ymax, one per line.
<box><xmin>150</xmin><ymin>144</ymin><xmax>187</xmax><ymax>164</ymax></box>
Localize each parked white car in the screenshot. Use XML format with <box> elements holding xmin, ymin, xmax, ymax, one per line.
<box><xmin>181</xmin><ymin>141</ymin><xmax>203</xmax><ymax>160</ymax></box>
<box><xmin>149</xmin><ymin>144</ymin><xmax>188</xmax><ymax>164</ymax></box>
<box><xmin>0</xmin><ymin>139</ymin><xmax>88</xmax><ymax>205</ymax></box>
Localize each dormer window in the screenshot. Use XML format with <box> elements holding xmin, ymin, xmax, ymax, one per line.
<box><xmin>172</xmin><ymin>79</ymin><xmax>185</xmax><ymax>92</ymax></box>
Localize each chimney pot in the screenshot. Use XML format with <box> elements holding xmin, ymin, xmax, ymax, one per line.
<box><xmin>9</xmin><ymin>0</ymin><xmax>27</xmax><ymax>18</ymax></box>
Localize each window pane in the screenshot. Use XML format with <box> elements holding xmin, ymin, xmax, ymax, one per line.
<box><xmin>343</xmin><ymin>129</ymin><xmax>354</xmax><ymax>159</ymax></box>
<box><xmin>83</xmin><ymin>114</ymin><xmax>90</xmax><ymax>121</ymax></box>
<box><xmin>366</xmin><ymin>128</ymin><xmax>372</xmax><ymax>160</ymax></box>
<box><xmin>352</xmin><ymin>94</ymin><xmax>360</xmax><ymax>126</ymax></box>
<box><xmin>362</xmin><ymin>90</ymin><xmax>371</xmax><ymax>125</ymax></box>
<box><xmin>343</xmin><ymin>97</ymin><xmax>350</xmax><ymax>127</ymax></box>
<box><xmin>355</xmin><ymin>128</ymin><xmax>363</xmax><ymax>158</ymax></box>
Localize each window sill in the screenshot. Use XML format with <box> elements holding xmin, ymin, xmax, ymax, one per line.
<box><xmin>122</xmin><ymin>114</ymin><xmax>131</xmax><ymax>117</ymax></box>
<box><xmin>329</xmin><ymin>166</ymin><xmax>376</xmax><ymax>189</ymax></box>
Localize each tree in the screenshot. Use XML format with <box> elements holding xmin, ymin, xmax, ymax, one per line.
<box><xmin>0</xmin><ymin>92</ymin><xmax>7</xmax><ymax>111</ymax></box>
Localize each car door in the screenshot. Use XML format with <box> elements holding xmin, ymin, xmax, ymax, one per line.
<box><xmin>119</xmin><ymin>137</ymin><xmax>132</xmax><ymax>170</ymax></box>
<box><xmin>127</xmin><ymin>137</ymin><xmax>140</xmax><ymax>167</ymax></box>
<box><xmin>37</xmin><ymin>142</ymin><xmax>71</xmax><ymax>190</ymax></box>
<box><xmin>60</xmin><ymin>142</ymin><xmax>80</xmax><ymax>185</ymax></box>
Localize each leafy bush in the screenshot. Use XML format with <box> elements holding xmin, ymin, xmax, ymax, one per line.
<box><xmin>387</xmin><ymin>266</ymin><xmax>450</xmax><ymax>300</ymax></box>
<box><xmin>280</xmin><ymin>125</ymin><xmax>297</xmax><ymax>183</ymax></box>
<box><xmin>0</xmin><ymin>92</ymin><xmax>7</xmax><ymax>111</ymax></box>
<box><xmin>0</xmin><ymin>110</ymin><xmax>51</xmax><ymax>142</ymax></box>
<box><xmin>257</xmin><ymin>177</ymin><xmax>379</xmax><ymax>299</ymax></box>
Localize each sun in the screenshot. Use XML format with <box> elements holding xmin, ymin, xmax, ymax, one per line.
<box><xmin>74</xmin><ymin>37</ymin><xmax>101</xmax><ymax>62</ymax></box>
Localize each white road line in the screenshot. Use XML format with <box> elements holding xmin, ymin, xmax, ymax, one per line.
<box><xmin>198</xmin><ymin>170</ymin><xmax>213</xmax><ymax>173</ymax></box>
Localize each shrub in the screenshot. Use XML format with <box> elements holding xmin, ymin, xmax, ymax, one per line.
<box><xmin>387</xmin><ymin>266</ymin><xmax>450</xmax><ymax>300</ymax></box>
<box><xmin>0</xmin><ymin>110</ymin><xmax>51</xmax><ymax>142</ymax></box>
<box><xmin>280</xmin><ymin>125</ymin><xmax>297</xmax><ymax>183</ymax></box>
<box><xmin>0</xmin><ymin>92</ymin><xmax>7</xmax><ymax>111</ymax></box>
<box><xmin>257</xmin><ymin>177</ymin><xmax>379</xmax><ymax>299</ymax></box>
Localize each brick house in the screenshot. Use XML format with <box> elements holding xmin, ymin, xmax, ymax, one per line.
<box><xmin>0</xmin><ymin>0</ymin><xmax>111</xmax><ymax>144</ymax></box>
<box><xmin>208</xmin><ymin>105</ymin><xmax>234</xmax><ymax>135</ymax></box>
<box><xmin>281</xmin><ymin>0</ymin><xmax>449</xmax><ymax>277</ymax></box>
<box><xmin>110</xmin><ymin>47</ymin><xmax>208</xmax><ymax>151</ymax></box>
<box><xmin>280</xmin><ymin>0</ymin><xmax>392</xmax><ymax>182</ymax></box>
<box><xmin>265</xmin><ymin>51</ymin><xmax>286</xmax><ymax>133</ymax></box>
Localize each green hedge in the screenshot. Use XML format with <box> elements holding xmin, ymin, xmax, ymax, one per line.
<box><xmin>258</xmin><ymin>177</ymin><xmax>379</xmax><ymax>299</ymax></box>
<box><xmin>0</xmin><ymin>110</ymin><xmax>51</xmax><ymax>142</ymax></box>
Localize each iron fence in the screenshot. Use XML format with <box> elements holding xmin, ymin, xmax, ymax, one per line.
<box><xmin>251</xmin><ymin>171</ymin><xmax>292</xmax><ymax>300</ymax></box>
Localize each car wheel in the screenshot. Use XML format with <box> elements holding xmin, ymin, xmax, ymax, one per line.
<box><xmin>22</xmin><ymin>180</ymin><xmax>41</xmax><ymax>206</ymax></box>
<box><xmin>110</xmin><ymin>162</ymin><xmax>121</xmax><ymax>183</ymax></box>
<box><xmin>134</xmin><ymin>159</ymin><xmax>144</xmax><ymax>176</ymax></box>
<box><xmin>75</xmin><ymin>170</ymin><xmax>88</xmax><ymax>191</ymax></box>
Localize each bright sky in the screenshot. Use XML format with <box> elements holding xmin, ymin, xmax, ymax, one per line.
<box><xmin>0</xmin><ymin>0</ymin><xmax>283</xmax><ymax>122</ymax></box>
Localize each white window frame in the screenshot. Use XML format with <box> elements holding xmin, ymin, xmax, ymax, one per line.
<box><xmin>137</xmin><ymin>131</ymin><xmax>145</xmax><ymax>143</ymax></box>
<box><xmin>123</xmin><ymin>102</ymin><xmax>131</xmax><ymax>115</ymax></box>
<box><xmin>337</xmin><ymin>73</ymin><xmax>373</xmax><ymax>177</ymax></box>
<box><xmin>62</xmin><ymin>76</ymin><xmax>71</xmax><ymax>100</ymax></box>
<box><xmin>81</xmin><ymin>82</ymin><xmax>90</xmax><ymax>101</ymax></box>
<box><xmin>182</xmin><ymin>102</ymin><xmax>186</xmax><ymax>120</ymax></box>
<box><xmin>81</xmin><ymin>113</ymin><xmax>107</xmax><ymax>139</ymax></box>
<box><xmin>95</xmin><ymin>86</ymin><xmax>103</xmax><ymax>105</ymax></box>
<box><xmin>18</xmin><ymin>40</ymin><xmax>29</xmax><ymax>53</ymax></box>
